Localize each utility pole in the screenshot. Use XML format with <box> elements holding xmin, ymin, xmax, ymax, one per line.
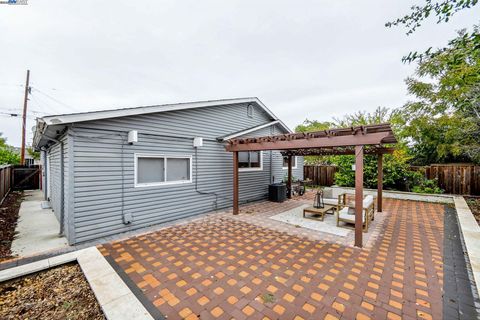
<box><xmin>20</xmin><ymin>69</ymin><xmax>30</xmax><ymax>165</ymax></box>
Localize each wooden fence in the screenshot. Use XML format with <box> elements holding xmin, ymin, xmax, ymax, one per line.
<box><xmin>12</xmin><ymin>165</ymin><xmax>41</xmax><ymax>191</ymax></box>
<box><xmin>413</xmin><ymin>164</ymin><xmax>480</xmax><ymax>195</ymax></box>
<box><xmin>0</xmin><ymin>165</ymin><xmax>42</xmax><ymax>206</ymax></box>
<box><xmin>305</xmin><ymin>163</ymin><xmax>480</xmax><ymax>195</ymax></box>
<box><xmin>0</xmin><ymin>165</ymin><xmax>13</xmax><ymax>205</ymax></box>
<box><xmin>303</xmin><ymin>165</ymin><xmax>338</xmax><ymax>186</ymax></box>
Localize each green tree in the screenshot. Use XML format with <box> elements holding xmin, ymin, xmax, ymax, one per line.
<box><xmin>386</xmin><ymin>0</ymin><xmax>478</xmax><ymax>35</ymax></box>
<box><xmin>398</xmin><ymin>27</ymin><xmax>480</xmax><ymax>164</ymax></box>
<box><xmin>27</xmin><ymin>146</ymin><xmax>40</xmax><ymax>160</ymax></box>
<box><xmin>295</xmin><ymin>108</ymin><xmax>423</xmax><ymax>191</ymax></box>
<box><xmin>386</xmin><ymin>0</ymin><xmax>480</xmax><ymax>164</ymax></box>
<box><xmin>0</xmin><ymin>133</ymin><xmax>20</xmax><ymax>165</ymax></box>
<box><xmin>330</xmin><ymin>148</ymin><xmax>416</xmax><ymax>191</ymax></box>
<box><xmin>295</xmin><ymin>120</ymin><xmax>332</xmax><ymax>133</ymax></box>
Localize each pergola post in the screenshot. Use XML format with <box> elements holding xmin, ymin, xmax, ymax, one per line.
<box><xmin>233</xmin><ymin>151</ymin><xmax>239</xmax><ymax>215</ymax></box>
<box><xmin>355</xmin><ymin>145</ymin><xmax>364</xmax><ymax>248</ymax></box>
<box><xmin>377</xmin><ymin>154</ymin><xmax>383</xmax><ymax>212</ymax></box>
<box><xmin>287</xmin><ymin>155</ymin><xmax>292</xmax><ymax>199</ymax></box>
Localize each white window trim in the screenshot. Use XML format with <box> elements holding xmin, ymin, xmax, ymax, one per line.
<box><xmin>134</xmin><ymin>153</ymin><xmax>193</xmax><ymax>187</ymax></box>
<box><xmin>239</xmin><ymin>151</ymin><xmax>263</xmax><ymax>172</ymax></box>
<box><xmin>282</xmin><ymin>156</ymin><xmax>298</xmax><ymax>170</ymax></box>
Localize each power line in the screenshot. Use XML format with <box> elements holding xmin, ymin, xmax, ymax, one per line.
<box><xmin>0</xmin><ymin>112</ymin><xmax>20</xmax><ymax>117</ymax></box>
<box><xmin>30</xmin><ymin>86</ymin><xmax>80</xmax><ymax>111</ymax></box>
<box><xmin>0</xmin><ymin>83</ymin><xmax>23</xmax><ymax>87</ymax></box>
<box><xmin>29</xmin><ymin>92</ymin><xmax>65</xmax><ymax>115</ymax></box>
<box><xmin>0</xmin><ymin>107</ymin><xmax>48</xmax><ymax>115</ymax></box>
<box><xmin>0</xmin><ymin>112</ymin><xmax>43</xmax><ymax>118</ymax></box>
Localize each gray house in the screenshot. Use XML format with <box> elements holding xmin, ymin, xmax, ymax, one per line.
<box><xmin>34</xmin><ymin>98</ymin><xmax>303</xmax><ymax>244</ymax></box>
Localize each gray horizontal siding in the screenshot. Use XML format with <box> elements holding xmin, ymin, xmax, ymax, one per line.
<box><xmin>48</xmin><ymin>142</ymin><xmax>61</xmax><ymax>220</ymax></box>
<box><xmin>69</xmin><ymin>102</ymin><xmax>290</xmax><ymax>243</ymax></box>
<box><xmin>47</xmin><ymin>134</ymin><xmax>73</xmax><ymax>241</ymax></box>
<box><xmin>56</xmin><ymin>102</ymin><xmax>305</xmax><ymax>244</ymax></box>
<box><xmin>74</xmin><ymin>103</ymin><xmax>272</xmax><ymax>140</ymax></box>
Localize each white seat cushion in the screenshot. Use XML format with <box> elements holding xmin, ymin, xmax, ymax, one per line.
<box><xmin>339</xmin><ymin>207</ymin><xmax>365</xmax><ymax>223</ymax></box>
<box><xmin>363</xmin><ymin>195</ymin><xmax>374</xmax><ymax>209</ymax></box>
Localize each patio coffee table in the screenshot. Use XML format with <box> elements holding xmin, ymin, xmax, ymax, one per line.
<box><xmin>303</xmin><ymin>205</ymin><xmax>336</xmax><ymax>221</ymax></box>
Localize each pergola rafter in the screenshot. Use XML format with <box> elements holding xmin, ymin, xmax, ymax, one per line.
<box><xmin>280</xmin><ymin>146</ymin><xmax>395</xmax><ymax>157</ymax></box>
<box><xmin>225</xmin><ymin>123</ymin><xmax>398</xmax><ymax>248</ymax></box>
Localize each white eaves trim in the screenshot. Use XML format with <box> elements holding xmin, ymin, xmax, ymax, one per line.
<box><xmin>39</xmin><ymin>97</ymin><xmax>292</xmax><ymax>133</ymax></box>
<box><xmin>221</xmin><ymin>121</ymin><xmax>280</xmax><ymax>141</ymax></box>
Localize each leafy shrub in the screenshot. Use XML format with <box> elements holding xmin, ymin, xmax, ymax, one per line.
<box><xmin>331</xmin><ymin>148</ymin><xmax>415</xmax><ymax>191</ymax></box>
<box><xmin>410</xmin><ymin>172</ymin><xmax>444</xmax><ymax>194</ymax></box>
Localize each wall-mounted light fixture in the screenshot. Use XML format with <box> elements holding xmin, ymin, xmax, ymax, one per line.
<box><xmin>193</xmin><ymin>137</ymin><xmax>203</xmax><ymax>148</ymax></box>
<box><xmin>127</xmin><ymin>130</ymin><xmax>138</xmax><ymax>144</ymax></box>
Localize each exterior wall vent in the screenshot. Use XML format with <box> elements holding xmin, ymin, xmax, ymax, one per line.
<box><xmin>247</xmin><ymin>104</ymin><xmax>253</xmax><ymax>118</ymax></box>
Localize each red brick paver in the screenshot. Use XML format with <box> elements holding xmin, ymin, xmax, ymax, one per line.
<box><xmin>99</xmin><ymin>198</ymin><xmax>444</xmax><ymax>319</ymax></box>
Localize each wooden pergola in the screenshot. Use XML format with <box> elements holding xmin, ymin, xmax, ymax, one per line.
<box><xmin>225</xmin><ymin>123</ymin><xmax>397</xmax><ymax>247</ymax></box>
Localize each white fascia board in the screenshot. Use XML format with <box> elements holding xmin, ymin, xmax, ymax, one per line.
<box><xmin>41</xmin><ymin>97</ymin><xmax>277</xmax><ymax>126</ymax></box>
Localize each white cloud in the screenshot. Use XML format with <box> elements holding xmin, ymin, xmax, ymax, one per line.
<box><xmin>0</xmin><ymin>0</ymin><xmax>478</xmax><ymax>146</ymax></box>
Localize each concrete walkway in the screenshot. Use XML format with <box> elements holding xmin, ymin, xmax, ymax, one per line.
<box><xmin>11</xmin><ymin>190</ymin><xmax>68</xmax><ymax>257</ymax></box>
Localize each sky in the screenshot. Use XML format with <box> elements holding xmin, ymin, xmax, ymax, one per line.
<box><xmin>0</xmin><ymin>1</ymin><xmax>478</xmax><ymax>147</ymax></box>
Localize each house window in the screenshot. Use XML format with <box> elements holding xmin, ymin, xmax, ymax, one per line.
<box><xmin>135</xmin><ymin>154</ymin><xmax>192</xmax><ymax>187</ymax></box>
<box><xmin>282</xmin><ymin>156</ymin><xmax>297</xmax><ymax>169</ymax></box>
<box><xmin>238</xmin><ymin>151</ymin><xmax>263</xmax><ymax>171</ymax></box>
<box><xmin>247</xmin><ymin>104</ymin><xmax>253</xmax><ymax>118</ymax></box>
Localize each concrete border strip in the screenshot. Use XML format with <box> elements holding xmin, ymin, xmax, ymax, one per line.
<box><xmin>454</xmin><ymin>196</ymin><xmax>480</xmax><ymax>293</ymax></box>
<box><xmin>325</xmin><ymin>186</ymin><xmax>454</xmax><ymax>203</ymax></box>
<box><xmin>0</xmin><ymin>247</ymin><xmax>154</xmax><ymax>320</ymax></box>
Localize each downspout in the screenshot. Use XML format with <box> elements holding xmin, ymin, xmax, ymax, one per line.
<box><xmin>270</xmin><ymin>125</ymin><xmax>274</xmax><ymax>183</ymax></box>
<box><xmin>59</xmin><ymin>141</ymin><xmax>65</xmax><ymax>235</ymax></box>
<box><xmin>41</xmin><ymin>148</ymin><xmax>48</xmax><ymax>201</ymax></box>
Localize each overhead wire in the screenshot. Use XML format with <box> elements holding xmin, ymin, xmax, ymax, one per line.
<box><xmin>29</xmin><ymin>91</ymin><xmax>65</xmax><ymax>115</ymax></box>
<box><xmin>30</xmin><ymin>86</ymin><xmax>82</xmax><ymax>112</ymax></box>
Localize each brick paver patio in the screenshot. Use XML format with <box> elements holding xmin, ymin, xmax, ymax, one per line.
<box><xmin>99</xmin><ymin>197</ymin><xmax>444</xmax><ymax>320</ymax></box>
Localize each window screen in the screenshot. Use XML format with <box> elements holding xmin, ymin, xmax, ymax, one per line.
<box><xmin>167</xmin><ymin>158</ymin><xmax>190</xmax><ymax>182</ymax></box>
<box><xmin>283</xmin><ymin>156</ymin><xmax>296</xmax><ymax>168</ymax></box>
<box><xmin>238</xmin><ymin>151</ymin><xmax>261</xmax><ymax>169</ymax></box>
<box><xmin>249</xmin><ymin>151</ymin><xmax>260</xmax><ymax>168</ymax></box>
<box><xmin>238</xmin><ymin>152</ymin><xmax>250</xmax><ymax>168</ymax></box>
<box><xmin>137</xmin><ymin>157</ymin><xmax>164</xmax><ymax>184</ymax></box>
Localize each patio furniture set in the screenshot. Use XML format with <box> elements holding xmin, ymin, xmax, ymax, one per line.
<box><xmin>303</xmin><ymin>190</ymin><xmax>375</xmax><ymax>232</ymax></box>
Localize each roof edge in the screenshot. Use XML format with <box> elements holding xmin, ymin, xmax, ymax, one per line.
<box><xmin>218</xmin><ymin>121</ymin><xmax>281</xmax><ymax>141</ymax></box>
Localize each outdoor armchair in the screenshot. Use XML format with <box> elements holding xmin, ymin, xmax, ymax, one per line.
<box><xmin>336</xmin><ymin>193</ymin><xmax>375</xmax><ymax>232</ymax></box>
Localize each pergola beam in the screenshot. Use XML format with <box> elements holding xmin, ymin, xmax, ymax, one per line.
<box><xmin>226</xmin><ymin>131</ymin><xmax>393</xmax><ymax>152</ymax></box>
<box><xmin>281</xmin><ymin>147</ymin><xmax>395</xmax><ymax>157</ymax></box>
<box><xmin>227</xmin><ymin>123</ymin><xmax>398</xmax><ymax>248</ymax></box>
